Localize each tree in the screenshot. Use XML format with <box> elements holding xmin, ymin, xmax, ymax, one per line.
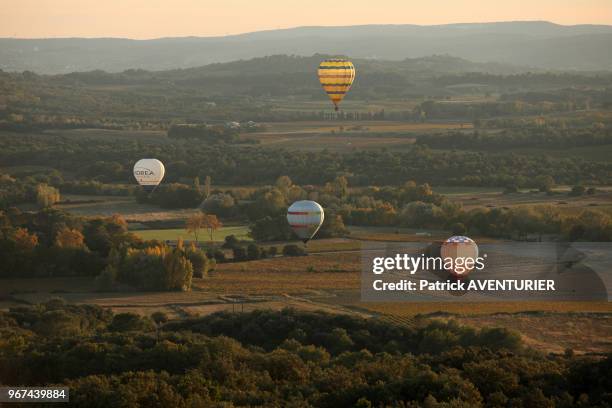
<box><xmin>232</xmin><ymin>246</ymin><xmax>246</xmax><ymax>261</ymax></box>
<box><xmin>275</xmin><ymin>176</ymin><xmax>293</xmax><ymax>195</ymax></box>
<box><xmin>185</xmin><ymin>213</ymin><xmax>205</xmax><ymax>243</ymax></box>
<box><xmin>151</xmin><ymin>311</ymin><xmax>169</xmax><ymax>325</ymax></box>
<box><xmin>193</xmin><ymin>176</ymin><xmax>200</xmax><ymax>191</ymax></box>
<box><xmin>202</xmin><ymin>213</ymin><xmax>222</xmax><ymax>241</ymax></box>
<box><xmin>283</xmin><ymin>244</ymin><xmax>305</xmax><ymax>257</ymax></box>
<box><xmin>318</xmin><ymin>213</ymin><xmax>348</xmax><ymax>238</ymax></box>
<box><xmin>222</xmin><ymin>234</ymin><xmax>240</xmax><ymax>249</ymax></box>
<box><xmin>204</xmin><ymin>175</ymin><xmax>212</xmax><ymax>199</ymax></box>
<box><xmin>261</xmin><ymin>189</ymin><xmax>287</xmax><ymax>215</ymax></box>
<box><xmin>451</xmin><ymin>222</ymin><xmax>467</xmax><ymax>235</ymax></box>
<box><xmin>536</xmin><ymin>175</ymin><xmax>555</xmax><ymax>192</ymax></box>
<box><xmin>163</xmin><ymin>247</ymin><xmax>193</xmax><ymax>291</ymax></box>
<box><xmin>326</xmin><ymin>176</ymin><xmax>348</xmax><ymax>198</ymax></box>
<box><xmin>201</xmin><ymin>193</ymin><xmax>235</xmax><ymax>217</ymax></box>
<box><xmin>36</xmin><ymin>184</ymin><xmax>60</xmax><ymax>208</ymax></box>
<box><xmin>12</xmin><ymin>227</ymin><xmax>38</xmax><ymax>251</ymax></box>
<box><xmin>186</xmin><ymin>244</ymin><xmax>210</xmax><ymax>278</ymax></box>
<box><xmin>249</xmin><ymin>215</ymin><xmax>292</xmax><ymax>242</ymax></box>
<box><xmin>570</xmin><ymin>185</ymin><xmax>586</xmax><ymax>196</ymax></box>
<box><xmin>109</xmin><ymin>312</ymin><xmax>155</xmax><ymax>332</ymax></box>
<box><xmin>55</xmin><ymin>227</ymin><xmax>86</xmax><ymax>249</ymax></box>
<box><xmin>247</xmin><ymin>243</ymin><xmax>261</xmax><ymax>260</ymax></box>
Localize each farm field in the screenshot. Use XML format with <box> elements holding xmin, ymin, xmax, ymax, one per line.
<box><xmin>134</xmin><ymin>225</ymin><xmax>251</xmax><ymax>242</ymax></box>
<box><xmin>445</xmin><ymin>189</ymin><xmax>612</xmax><ymax>213</ymax></box>
<box><xmin>256</xmin><ymin>120</ymin><xmax>473</xmax><ymax>134</ymax></box>
<box><xmin>1</xmin><ymin>213</ymin><xmax>610</xmax><ymax>356</ymax></box>
<box><xmin>243</xmin><ymin>120</ymin><xmax>472</xmax><ymax>150</ymax></box>
<box><xmin>3</xmin><ymin>262</ymin><xmax>610</xmax><ymax>355</ymax></box>
<box><xmin>55</xmin><ymin>194</ymin><xmax>201</xmax><ymax>221</ymax></box>
<box><xmin>246</xmin><ymin>132</ymin><xmax>417</xmax><ymax>151</ymax></box>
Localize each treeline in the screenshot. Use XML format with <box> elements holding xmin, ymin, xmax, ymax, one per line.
<box><xmin>231</xmin><ymin>177</ymin><xmax>612</xmax><ymax>242</ymax></box>
<box><xmin>97</xmin><ymin>240</ymin><xmax>214</xmax><ymax>292</ymax></box>
<box><xmin>3</xmin><ymin>171</ymin><xmax>610</xmax><ymax>244</ymax></box>
<box><xmin>414</xmin><ymin>99</ymin><xmax>592</xmax><ymax>121</ymax></box>
<box><xmin>167</xmin><ymin>124</ymin><xmax>243</xmax><ymax>144</ymax></box>
<box><xmin>1</xmin><ymin>134</ymin><xmax>609</xmax><ymax>189</ymax></box>
<box><xmin>0</xmin><ymin>208</ymin><xmax>210</xmax><ymax>289</ymax></box>
<box><xmin>1</xmin><ymin>175</ymin><xmax>132</xmax><ymax>208</ymax></box>
<box><xmin>416</xmin><ymin>128</ymin><xmax>612</xmax><ymax>150</ymax></box>
<box><xmin>1</xmin><ymin>303</ymin><xmax>610</xmax><ymax>407</ymax></box>
<box><xmin>480</xmin><ymin>114</ymin><xmax>612</xmax><ymax>130</ymax></box>
<box><xmin>150</xmin><ymin>175</ymin><xmax>610</xmax><ymax>242</ymax></box>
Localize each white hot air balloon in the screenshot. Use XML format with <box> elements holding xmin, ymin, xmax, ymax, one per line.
<box><xmin>287</xmin><ymin>200</ymin><xmax>325</xmax><ymax>243</ymax></box>
<box><xmin>133</xmin><ymin>159</ymin><xmax>165</xmax><ymax>192</ymax></box>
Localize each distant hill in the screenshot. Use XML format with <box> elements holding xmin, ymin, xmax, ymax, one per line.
<box><xmin>1</xmin><ymin>21</ymin><xmax>612</xmax><ymax>74</ymax></box>
<box><xmin>23</xmin><ymin>55</ymin><xmax>612</xmax><ymax>103</ymax></box>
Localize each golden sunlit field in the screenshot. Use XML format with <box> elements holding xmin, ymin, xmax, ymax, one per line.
<box><xmin>257</xmin><ymin>121</ymin><xmax>473</xmax><ymax>133</ymax></box>
<box><xmin>244</xmin><ymin>120</ymin><xmax>472</xmax><ymax>150</ymax></box>
<box><xmin>54</xmin><ymin>195</ymin><xmax>201</xmax><ymax>221</ymax></box>
<box><xmin>2</xmin><ymin>239</ymin><xmax>611</xmax><ymax>355</ymax></box>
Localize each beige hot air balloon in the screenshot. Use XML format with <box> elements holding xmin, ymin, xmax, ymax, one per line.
<box><xmin>133</xmin><ymin>158</ymin><xmax>165</xmax><ymax>192</ymax></box>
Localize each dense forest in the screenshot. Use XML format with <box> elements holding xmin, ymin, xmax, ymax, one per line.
<box><xmin>0</xmin><ymin>133</ymin><xmax>609</xmax><ymax>191</ymax></box>
<box><xmin>2</xmin><ymin>55</ymin><xmax>612</xmax><ymax>128</ymax></box>
<box><xmin>1</xmin><ymin>302</ymin><xmax>610</xmax><ymax>407</ymax></box>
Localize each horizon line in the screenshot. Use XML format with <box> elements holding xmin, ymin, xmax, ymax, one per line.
<box><xmin>2</xmin><ymin>19</ymin><xmax>611</xmax><ymax>41</ymax></box>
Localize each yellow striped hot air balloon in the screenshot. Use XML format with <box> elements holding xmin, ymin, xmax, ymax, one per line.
<box><xmin>318</xmin><ymin>58</ymin><xmax>355</xmax><ymax>111</ymax></box>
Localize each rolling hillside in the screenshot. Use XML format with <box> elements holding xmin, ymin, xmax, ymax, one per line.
<box><xmin>2</xmin><ymin>21</ymin><xmax>612</xmax><ymax>73</ymax></box>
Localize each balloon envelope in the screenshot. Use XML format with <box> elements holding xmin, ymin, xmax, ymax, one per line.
<box><xmin>287</xmin><ymin>200</ymin><xmax>325</xmax><ymax>243</ymax></box>
<box><xmin>318</xmin><ymin>59</ymin><xmax>355</xmax><ymax>111</ymax></box>
<box><xmin>133</xmin><ymin>159</ymin><xmax>165</xmax><ymax>192</ymax></box>
<box><xmin>440</xmin><ymin>236</ymin><xmax>479</xmax><ymax>278</ymax></box>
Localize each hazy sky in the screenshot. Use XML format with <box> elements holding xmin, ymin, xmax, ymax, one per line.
<box><xmin>1</xmin><ymin>0</ymin><xmax>611</xmax><ymax>39</ymax></box>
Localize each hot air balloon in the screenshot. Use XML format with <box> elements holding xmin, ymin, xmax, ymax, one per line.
<box><xmin>133</xmin><ymin>158</ymin><xmax>165</xmax><ymax>193</ymax></box>
<box><xmin>287</xmin><ymin>200</ymin><xmax>325</xmax><ymax>243</ymax></box>
<box><xmin>318</xmin><ymin>59</ymin><xmax>355</xmax><ymax>111</ymax></box>
<box><xmin>440</xmin><ymin>236</ymin><xmax>479</xmax><ymax>278</ymax></box>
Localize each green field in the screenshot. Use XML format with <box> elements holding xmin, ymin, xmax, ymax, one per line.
<box><xmin>431</xmin><ymin>186</ymin><xmax>503</xmax><ymax>195</ymax></box>
<box><xmin>133</xmin><ymin>225</ymin><xmax>251</xmax><ymax>242</ymax></box>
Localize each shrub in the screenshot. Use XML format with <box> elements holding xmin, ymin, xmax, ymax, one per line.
<box><xmin>151</xmin><ymin>311</ymin><xmax>169</xmax><ymax>325</ymax></box>
<box><xmin>210</xmin><ymin>250</ymin><xmax>226</xmax><ymax>263</ymax></box>
<box><xmin>222</xmin><ymin>234</ymin><xmax>240</xmax><ymax>249</ymax></box>
<box><xmin>283</xmin><ymin>244</ymin><xmax>305</xmax><ymax>257</ymax></box>
<box><xmin>569</xmin><ymin>185</ymin><xmax>586</xmax><ymax>196</ymax></box>
<box><xmin>247</xmin><ymin>243</ymin><xmax>261</xmax><ymax>260</ymax></box>
<box><xmin>232</xmin><ymin>246</ymin><xmax>246</xmax><ymax>261</ymax></box>
<box><xmin>450</xmin><ymin>222</ymin><xmax>467</xmax><ymax>235</ymax></box>
<box><xmin>108</xmin><ymin>313</ymin><xmax>155</xmax><ymax>332</ymax></box>
<box><xmin>95</xmin><ymin>265</ymin><xmax>118</xmax><ymax>291</ymax></box>
<box><xmin>186</xmin><ymin>246</ymin><xmax>209</xmax><ymax>278</ymax></box>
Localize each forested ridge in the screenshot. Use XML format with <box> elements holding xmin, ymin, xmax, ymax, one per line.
<box><xmin>1</xmin><ymin>302</ymin><xmax>610</xmax><ymax>407</ymax></box>
<box><xmin>2</xmin><ymin>54</ymin><xmax>612</xmax><ymax>128</ymax></box>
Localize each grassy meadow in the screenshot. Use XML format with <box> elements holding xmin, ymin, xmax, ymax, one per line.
<box><xmin>134</xmin><ymin>225</ymin><xmax>251</xmax><ymax>242</ymax></box>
